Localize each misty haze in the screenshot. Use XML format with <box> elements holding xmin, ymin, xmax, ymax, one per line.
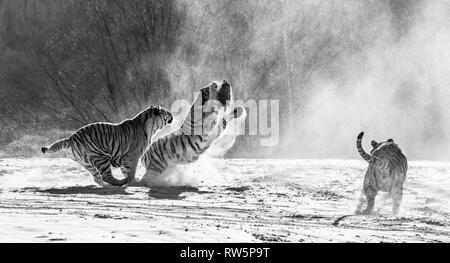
<box><xmin>0</xmin><ymin>0</ymin><xmax>449</xmax><ymax>243</ymax></box>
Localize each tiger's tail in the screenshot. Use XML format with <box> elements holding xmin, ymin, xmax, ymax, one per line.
<box><xmin>356</xmin><ymin>132</ymin><xmax>389</xmax><ymax>170</ymax></box>
<box><xmin>356</xmin><ymin>132</ymin><xmax>373</xmax><ymax>162</ymax></box>
<box><xmin>41</xmin><ymin>138</ymin><xmax>70</xmax><ymax>154</ymax></box>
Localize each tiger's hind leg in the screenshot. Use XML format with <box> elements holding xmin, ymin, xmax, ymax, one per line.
<box><xmin>356</xmin><ymin>168</ymin><xmax>378</xmax><ymax>215</ymax></box>
<box><xmin>80</xmin><ymin>164</ymin><xmax>104</xmax><ymax>187</ymax></box>
<box><xmin>355</xmin><ymin>190</ymin><xmax>366</xmax><ymax>214</ymax></box>
<box><xmin>90</xmin><ymin>156</ymin><xmax>127</xmax><ymax>187</ymax></box>
<box><xmin>140</xmin><ymin>166</ymin><xmax>166</xmax><ymax>187</ymax></box>
<box><xmin>390</xmin><ymin>170</ymin><xmax>405</xmax><ymax>216</ymax></box>
<box><xmin>391</xmin><ymin>186</ymin><xmax>403</xmax><ymax>216</ymax></box>
<box><xmin>120</xmin><ymin>161</ymin><xmax>138</xmax><ymax>186</ymax></box>
<box><xmin>361</xmin><ymin>185</ymin><xmax>378</xmax><ymax>215</ymax></box>
<box><xmin>72</xmin><ymin>158</ymin><xmax>104</xmax><ymax>187</ymax></box>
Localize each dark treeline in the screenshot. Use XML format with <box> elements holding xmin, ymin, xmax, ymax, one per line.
<box><xmin>0</xmin><ymin>0</ymin><xmax>183</xmax><ymax>128</ymax></box>
<box><xmin>2</xmin><ymin>0</ymin><xmax>440</xmax><ymax>159</ymax></box>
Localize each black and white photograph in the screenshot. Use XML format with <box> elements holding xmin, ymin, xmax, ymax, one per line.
<box><xmin>0</xmin><ymin>0</ymin><xmax>449</xmax><ymax>245</ymax></box>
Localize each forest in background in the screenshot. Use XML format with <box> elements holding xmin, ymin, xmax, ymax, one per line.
<box><xmin>1</xmin><ymin>0</ymin><xmax>449</xmax><ymax>160</ymax></box>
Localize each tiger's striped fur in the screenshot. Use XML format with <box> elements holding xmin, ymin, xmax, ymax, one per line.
<box><xmin>41</xmin><ymin>106</ymin><xmax>173</xmax><ymax>187</ymax></box>
<box><xmin>356</xmin><ymin>132</ymin><xmax>408</xmax><ymax>215</ymax></box>
<box><xmin>138</xmin><ymin>81</ymin><xmax>244</xmax><ymax>187</ymax></box>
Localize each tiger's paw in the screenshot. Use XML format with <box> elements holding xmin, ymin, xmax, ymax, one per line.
<box><xmin>232</xmin><ymin>106</ymin><xmax>245</xmax><ymax>119</ymax></box>
<box><xmin>355</xmin><ymin>209</ymin><xmax>374</xmax><ymax>215</ymax></box>
<box><xmin>95</xmin><ymin>178</ymin><xmax>127</xmax><ymax>188</ymax></box>
<box><xmin>361</xmin><ymin>209</ymin><xmax>374</xmax><ymax>215</ymax></box>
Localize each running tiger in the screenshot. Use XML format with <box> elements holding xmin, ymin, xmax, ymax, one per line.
<box><xmin>41</xmin><ymin>106</ymin><xmax>173</xmax><ymax>187</ymax></box>
<box><xmin>138</xmin><ymin>81</ymin><xmax>244</xmax><ymax>187</ymax></box>
<box><xmin>355</xmin><ymin>132</ymin><xmax>408</xmax><ymax>215</ymax></box>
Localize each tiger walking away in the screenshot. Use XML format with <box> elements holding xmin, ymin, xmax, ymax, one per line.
<box><xmin>139</xmin><ymin>80</ymin><xmax>245</xmax><ymax>187</ymax></box>
<box><xmin>356</xmin><ymin>132</ymin><xmax>408</xmax><ymax>215</ymax></box>
<box><xmin>41</xmin><ymin>106</ymin><xmax>173</xmax><ymax>187</ymax></box>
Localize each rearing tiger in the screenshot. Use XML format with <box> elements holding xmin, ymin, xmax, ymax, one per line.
<box><xmin>355</xmin><ymin>132</ymin><xmax>408</xmax><ymax>215</ymax></box>
<box><xmin>136</xmin><ymin>81</ymin><xmax>244</xmax><ymax>187</ymax></box>
<box><xmin>41</xmin><ymin>106</ymin><xmax>173</xmax><ymax>187</ymax></box>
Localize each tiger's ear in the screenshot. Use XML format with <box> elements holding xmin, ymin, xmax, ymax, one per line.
<box><xmin>387</xmin><ymin>139</ymin><xmax>394</xmax><ymax>143</ymax></box>
<box><xmin>371</xmin><ymin>140</ymin><xmax>378</xmax><ymax>148</ymax></box>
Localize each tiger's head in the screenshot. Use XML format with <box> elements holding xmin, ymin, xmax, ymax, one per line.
<box><xmin>140</xmin><ymin>106</ymin><xmax>173</xmax><ymax>136</ymax></box>
<box><xmin>357</xmin><ymin>132</ymin><xmax>405</xmax><ymax>170</ymax></box>
<box><xmin>370</xmin><ymin>138</ymin><xmax>397</xmax><ymax>155</ymax></box>
<box><xmin>181</xmin><ymin>80</ymin><xmax>232</xmax><ymax>135</ymax></box>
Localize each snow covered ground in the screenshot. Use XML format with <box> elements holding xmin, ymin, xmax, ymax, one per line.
<box><xmin>0</xmin><ymin>157</ymin><xmax>449</xmax><ymax>242</ymax></box>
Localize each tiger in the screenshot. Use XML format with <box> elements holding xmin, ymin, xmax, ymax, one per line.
<box><xmin>41</xmin><ymin>106</ymin><xmax>173</xmax><ymax>187</ymax></box>
<box><xmin>136</xmin><ymin>80</ymin><xmax>245</xmax><ymax>187</ymax></box>
<box><xmin>355</xmin><ymin>132</ymin><xmax>408</xmax><ymax>215</ymax></box>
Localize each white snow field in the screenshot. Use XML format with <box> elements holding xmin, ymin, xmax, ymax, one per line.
<box><xmin>0</xmin><ymin>157</ymin><xmax>449</xmax><ymax>242</ymax></box>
